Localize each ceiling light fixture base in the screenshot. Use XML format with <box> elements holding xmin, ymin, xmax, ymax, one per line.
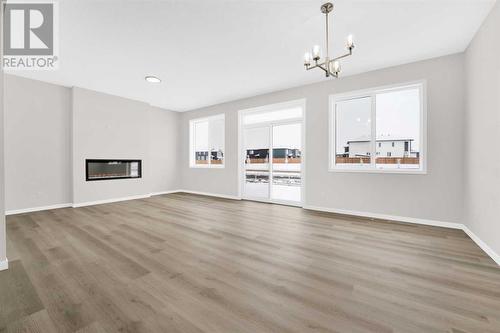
<box><xmin>145</xmin><ymin>75</ymin><xmax>161</xmax><ymax>83</ymax></box>
<box><xmin>320</xmin><ymin>2</ymin><xmax>334</xmax><ymax>14</ymax></box>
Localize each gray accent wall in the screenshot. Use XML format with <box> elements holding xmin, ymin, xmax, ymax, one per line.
<box><xmin>180</xmin><ymin>54</ymin><xmax>465</xmax><ymax>224</ymax></box>
<box><xmin>464</xmin><ymin>2</ymin><xmax>500</xmax><ymax>256</ymax></box>
<box><xmin>71</xmin><ymin>88</ymin><xmax>181</xmax><ymax>204</ymax></box>
<box><xmin>4</xmin><ymin>75</ymin><xmax>72</xmax><ymax>211</ymax></box>
<box><xmin>72</xmin><ymin>87</ymin><xmax>151</xmax><ymax>204</ymax></box>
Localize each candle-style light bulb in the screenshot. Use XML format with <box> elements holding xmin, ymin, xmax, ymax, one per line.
<box><xmin>347</xmin><ymin>34</ymin><xmax>354</xmax><ymax>49</ymax></box>
<box><xmin>330</xmin><ymin>60</ymin><xmax>341</xmax><ymax>74</ymax></box>
<box><xmin>312</xmin><ymin>45</ymin><xmax>321</xmax><ymax>60</ymax></box>
<box><xmin>304</xmin><ymin>52</ymin><xmax>312</xmax><ymax>66</ymax></box>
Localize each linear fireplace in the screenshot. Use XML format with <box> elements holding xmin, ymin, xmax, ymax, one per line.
<box><xmin>86</xmin><ymin>159</ymin><xmax>142</xmax><ymax>181</ymax></box>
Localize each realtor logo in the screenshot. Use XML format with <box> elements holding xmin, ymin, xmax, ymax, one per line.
<box><xmin>2</xmin><ymin>1</ymin><xmax>59</xmax><ymax>69</ymax></box>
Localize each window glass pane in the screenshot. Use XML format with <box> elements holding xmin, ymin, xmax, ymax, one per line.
<box><xmin>335</xmin><ymin>97</ymin><xmax>372</xmax><ymax>167</ymax></box>
<box><xmin>243</xmin><ymin>107</ymin><xmax>302</xmax><ymax>125</ymax></box>
<box><xmin>375</xmin><ymin>88</ymin><xmax>420</xmax><ymax>169</ymax></box>
<box><xmin>194</xmin><ymin>120</ymin><xmax>209</xmax><ymax>165</ymax></box>
<box><xmin>209</xmin><ymin>117</ymin><xmax>224</xmax><ymax>165</ymax></box>
<box><xmin>244</xmin><ymin>127</ymin><xmax>270</xmax><ymax>198</ymax></box>
<box><xmin>272</xmin><ymin>123</ymin><xmax>301</xmax><ymax>202</ymax></box>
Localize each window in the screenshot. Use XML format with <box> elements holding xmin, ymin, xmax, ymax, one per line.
<box><xmin>330</xmin><ymin>82</ymin><xmax>426</xmax><ymax>173</ymax></box>
<box><xmin>189</xmin><ymin>114</ymin><xmax>225</xmax><ymax>168</ymax></box>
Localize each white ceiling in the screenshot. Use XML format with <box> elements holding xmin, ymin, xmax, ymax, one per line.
<box><xmin>9</xmin><ymin>0</ymin><xmax>496</xmax><ymax>111</ymax></box>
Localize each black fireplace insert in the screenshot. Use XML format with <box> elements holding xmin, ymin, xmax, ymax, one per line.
<box><xmin>86</xmin><ymin>159</ymin><xmax>142</xmax><ymax>181</ymax></box>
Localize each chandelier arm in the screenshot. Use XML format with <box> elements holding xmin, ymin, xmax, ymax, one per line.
<box><xmin>305</xmin><ymin>62</ymin><xmax>328</xmax><ymax>71</ymax></box>
<box><xmin>331</xmin><ymin>49</ymin><xmax>353</xmax><ymax>62</ymax></box>
<box><xmin>318</xmin><ymin>64</ymin><xmax>328</xmax><ymax>73</ymax></box>
<box><xmin>306</xmin><ymin>66</ymin><xmax>328</xmax><ymax>74</ymax></box>
<box><xmin>307</xmin><ymin>64</ymin><xmax>329</xmax><ymax>75</ymax></box>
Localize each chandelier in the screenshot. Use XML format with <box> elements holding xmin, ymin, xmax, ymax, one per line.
<box><xmin>303</xmin><ymin>2</ymin><xmax>355</xmax><ymax>78</ymax></box>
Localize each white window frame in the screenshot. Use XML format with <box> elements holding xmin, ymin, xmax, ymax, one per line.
<box><xmin>329</xmin><ymin>80</ymin><xmax>427</xmax><ymax>174</ymax></box>
<box><xmin>189</xmin><ymin>114</ymin><xmax>225</xmax><ymax>169</ymax></box>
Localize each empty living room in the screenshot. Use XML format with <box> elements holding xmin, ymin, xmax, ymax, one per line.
<box><xmin>1</xmin><ymin>0</ymin><xmax>500</xmax><ymax>332</ymax></box>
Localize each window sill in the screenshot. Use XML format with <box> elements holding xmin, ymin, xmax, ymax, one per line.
<box><xmin>189</xmin><ymin>165</ymin><xmax>225</xmax><ymax>169</ymax></box>
<box><xmin>328</xmin><ymin>167</ymin><xmax>427</xmax><ymax>175</ymax></box>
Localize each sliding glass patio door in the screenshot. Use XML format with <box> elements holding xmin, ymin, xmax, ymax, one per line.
<box><xmin>241</xmin><ymin>101</ymin><xmax>304</xmax><ymax>206</ymax></box>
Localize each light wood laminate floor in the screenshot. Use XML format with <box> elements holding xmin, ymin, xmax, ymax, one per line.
<box><xmin>1</xmin><ymin>193</ymin><xmax>500</xmax><ymax>333</ymax></box>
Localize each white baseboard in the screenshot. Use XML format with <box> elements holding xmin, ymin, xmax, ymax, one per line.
<box><xmin>177</xmin><ymin>189</ymin><xmax>241</xmax><ymax>201</ymax></box>
<box><xmin>150</xmin><ymin>190</ymin><xmax>181</xmax><ymax>196</ymax></box>
<box><xmin>462</xmin><ymin>226</ymin><xmax>500</xmax><ymax>266</ymax></box>
<box><xmin>303</xmin><ymin>205</ymin><xmax>464</xmax><ymax>229</ymax></box>
<box><xmin>7</xmin><ymin>192</ymin><xmax>180</xmax><ymax>213</ymax></box>
<box><xmin>72</xmin><ymin>194</ymin><xmax>151</xmax><ymax>208</ymax></box>
<box><xmin>6</xmin><ymin>203</ymin><xmax>72</xmax><ymax>216</ymax></box>
<box><xmin>0</xmin><ymin>259</ymin><xmax>8</xmax><ymax>271</ymax></box>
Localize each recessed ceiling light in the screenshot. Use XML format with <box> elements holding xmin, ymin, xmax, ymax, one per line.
<box><xmin>145</xmin><ymin>75</ymin><xmax>161</xmax><ymax>83</ymax></box>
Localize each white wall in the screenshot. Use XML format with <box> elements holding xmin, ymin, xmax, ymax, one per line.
<box><xmin>180</xmin><ymin>54</ymin><xmax>465</xmax><ymax>224</ymax></box>
<box><xmin>4</xmin><ymin>75</ymin><xmax>72</xmax><ymax>211</ymax></box>
<box><xmin>149</xmin><ymin>106</ymin><xmax>180</xmax><ymax>193</ymax></box>
<box><xmin>464</xmin><ymin>2</ymin><xmax>500</xmax><ymax>257</ymax></box>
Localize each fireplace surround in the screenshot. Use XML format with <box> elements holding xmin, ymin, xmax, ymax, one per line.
<box><xmin>86</xmin><ymin>159</ymin><xmax>142</xmax><ymax>181</ymax></box>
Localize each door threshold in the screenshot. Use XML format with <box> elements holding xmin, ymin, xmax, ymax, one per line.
<box><xmin>241</xmin><ymin>198</ymin><xmax>303</xmax><ymax>208</ymax></box>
